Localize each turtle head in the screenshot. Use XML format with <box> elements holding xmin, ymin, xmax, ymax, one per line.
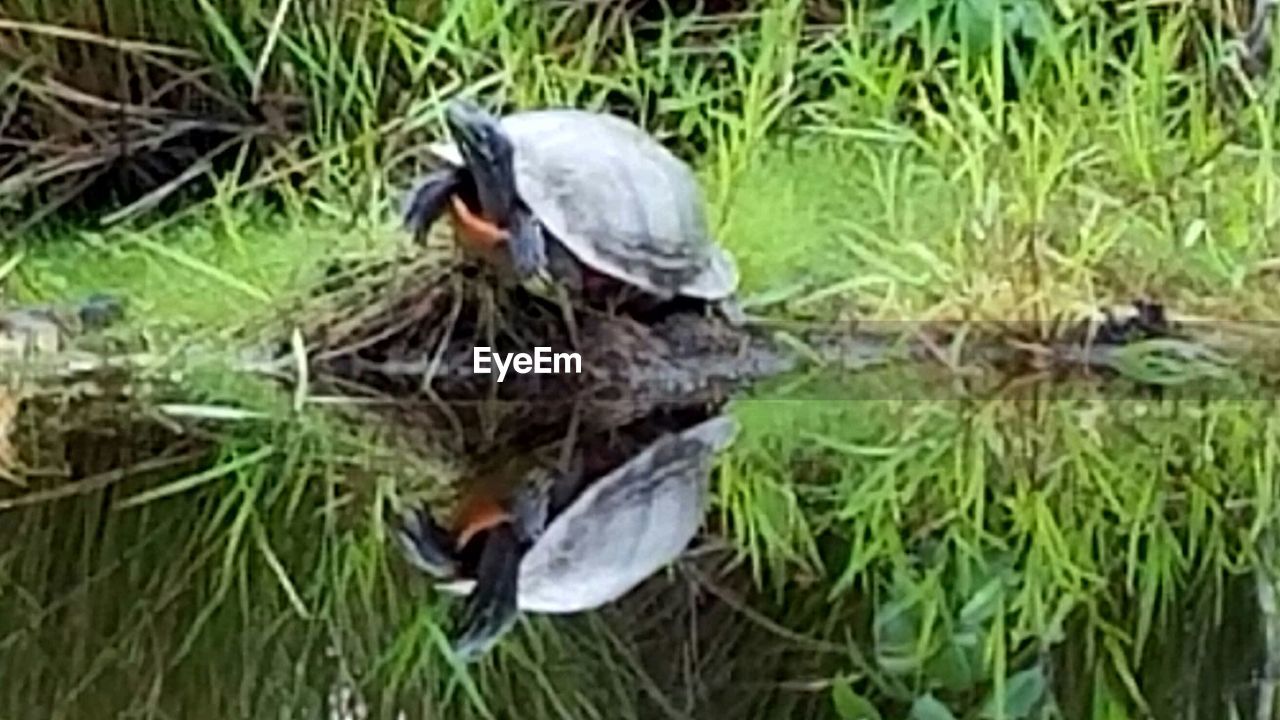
<box><xmin>449</xmin><ymin>469</ymin><xmax>555</xmax><ymax>661</ymax></box>
<box><xmin>445</xmin><ymin>99</ymin><xmax>517</xmax><ymax>224</ymax></box>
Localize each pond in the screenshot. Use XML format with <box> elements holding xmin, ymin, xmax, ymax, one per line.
<box><xmin>0</xmin><ymin>299</ymin><xmax>1275</xmax><ymax>720</ymax></box>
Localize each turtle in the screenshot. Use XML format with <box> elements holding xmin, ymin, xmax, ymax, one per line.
<box><xmin>401</xmin><ymin>99</ymin><xmax>743</xmax><ymax>343</ymax></box>
<box><xmin>392</xmin><ymin>413</ymin><xmax>738</xmax><ymax>660</ymax></box>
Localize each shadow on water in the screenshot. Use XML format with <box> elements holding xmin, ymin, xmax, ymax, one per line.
<box><xmin>0</xmin><ymin>293</ymin><xmax>1278</xmax><ymax>718</ymax></box>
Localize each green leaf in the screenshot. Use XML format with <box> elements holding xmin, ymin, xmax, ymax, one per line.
<box><xmin>910</xmin><ymin>694</ymin><xmax>959</xmax><ymax>720</ymax></box>
<box><xmin>958</xmin><ymin>576</ymin><xmax>1004</xmax><ymax>629</ymax></box>
<box><xmin>831</xmin><ymin>681</ymin><xmax>883</xmax><ymax>720</ymax></box>
<box><xmin>874</xmin><ymin>597</ymin><xmax>923</xmax><ymax>675</ymax></box>
<box><xmin>955</xmin><ymin>0</ymin><xmax>997</xmax><ymax>53</ymax></box>
<box><xmin>1007</xmin><ymin>1</ymin><xmax>1054</xmax><ymax>41</ymax></box>
<box><xmin>884</xmin><ymin>0</ymin><xmax>938</xmax><ymax>40</ymax></box>
<box><xmin>926</xmin><ymin>639</ymin><xmax>981</xmax><ymax>691</ymax></box>
<box><xmin>980</xmin><ymin>667</ymin><xmax>1048</xmax><ymax>720</ymax></box>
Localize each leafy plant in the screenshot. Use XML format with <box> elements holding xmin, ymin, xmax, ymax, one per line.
<box><xmin>880</xmin><ymin>0</ymin><xmax>1058</xmax><ymax>55</ymax></box>
<box><xmin>865</xmin><ymin>553</ymin><xmax>1052</xmax><ymax>719</ymax></box>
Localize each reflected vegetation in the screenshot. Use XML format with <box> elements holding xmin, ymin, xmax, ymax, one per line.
<box><xmin>1</xmin><ymin>328</ymin><xmax>1278</xmax><ymax>718</ymax></box>
<box><xmin>0</xmin><ymin>260</ymin><xmax>1270</xmax><ymax>717</ymax></box>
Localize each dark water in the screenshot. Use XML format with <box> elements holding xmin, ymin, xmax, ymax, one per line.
<box><xmin>0</xmin><ymin>367</ymin><xmax>1277</xmax><ymax>719</ymax></box>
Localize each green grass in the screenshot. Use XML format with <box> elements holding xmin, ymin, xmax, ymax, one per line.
<box><xmin>11</xmin><ymin>213</ymin><xmax>391</xmax><ymax>329</ymax></box>
<box><xmin>4</xmin><ymin>0</ymin><xmax>1280</xmax><ymax>718</ymax></box>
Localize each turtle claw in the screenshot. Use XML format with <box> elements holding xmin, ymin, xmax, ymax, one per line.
<box><xmin>522</xmin><ymin>266</ymin><xmax>557</xmax><ymax>298</ymax></box>
<box><xmin>518</xmin><ymin>261</ymin><xmax>581</xmax><ymax>351</ymax></box>
<box><xmin>716</xmin><ymin>298</ymin><xmax>749</xmax><ymax>328</ymax></box>
<box><xmin>392</xmin><ymin>504</ymin><xmax>461</xmax><ymax>580</ymax></box>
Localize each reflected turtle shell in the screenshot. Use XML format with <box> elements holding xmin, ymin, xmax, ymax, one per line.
<box><xmin>436</xmin><ymin>414</ymin><xmax>737</xmax><ymax>613</ymax></box>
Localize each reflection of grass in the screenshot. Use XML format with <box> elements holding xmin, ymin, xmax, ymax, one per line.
<box><xmin>5</xmin><ymin>1</ymin><xmax>1280</xmax><ymax>719</ymax></box>
<box><xmin>2</xmin><ymin>390</ymin><xmax>1273</xmax><ymax>718</ymax></box>
<box><xmin>724</xmin><ymin>393</ymin><xmax>1274</xmax><ymax>718</ymax></box>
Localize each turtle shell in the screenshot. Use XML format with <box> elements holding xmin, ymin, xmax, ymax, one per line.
<box><xmin>437</xmin><ymin>414</ymin><xmax>738</xmax><ymax>613</ymax></box>
<box><xmin>430</xmin><ymin>109</ymin><xmax>738</xmax><ymax>301</ymax></box>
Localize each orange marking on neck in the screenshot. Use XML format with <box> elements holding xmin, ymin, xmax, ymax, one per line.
<box><xmin>448</xmin><ymin>195</ymin><xmax>509</xmax><ymax>253</ymax></box>
<box><xmin>452</xmin><ymin>494</ymin><xmax>513</xmax><ymax>550</ymax></box>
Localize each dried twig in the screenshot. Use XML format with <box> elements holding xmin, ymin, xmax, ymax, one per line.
<box><xmin>0</xmin><ymin>19</ymin><xmax>201</xmax><ymax>58</ymax></box>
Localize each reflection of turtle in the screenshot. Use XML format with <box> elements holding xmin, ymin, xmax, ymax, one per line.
<box><xmin>401</xmin><ymin>100</ymin><xmax>742</xmax><ymax>341</ymax></box>
<box><xmin>394</xmin><ymin>414</ymin><xmax>738</xmax><ymax>660</ymax></box>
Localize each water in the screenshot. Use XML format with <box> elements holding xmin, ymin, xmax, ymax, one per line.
<box><xmin>0</xmin><ymin>283</ymin><xmax>1274</xmax><ymax>712</ymax></box>
<box><xmin>0</xmin><ymin>310</ymin><xmax>1276</xmax><ymax>718</ymax></box>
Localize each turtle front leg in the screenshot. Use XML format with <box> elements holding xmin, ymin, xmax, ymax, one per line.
<box><xmin>511</xmin><ymin>467</ymin><xmax>555</xmax><ymax>543</ymax></box>
<box><xmin>506</xmin><ymin>210</ymin><xmax>551</xmax><ymax>286</ymax></box>
<box><xmin>716</xmin><ymin>297</ymin><xmax>749</xmax><ymax>328</ymax></box>
<box><xmin>402</xmin><ymin>168</ymin><xmax>462</xmax><ymax>242</ymax></box>
<box><xmin>506</xmin><ymin>213</ymin><xmax>582</xmax><ymax>351</ymax></box>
